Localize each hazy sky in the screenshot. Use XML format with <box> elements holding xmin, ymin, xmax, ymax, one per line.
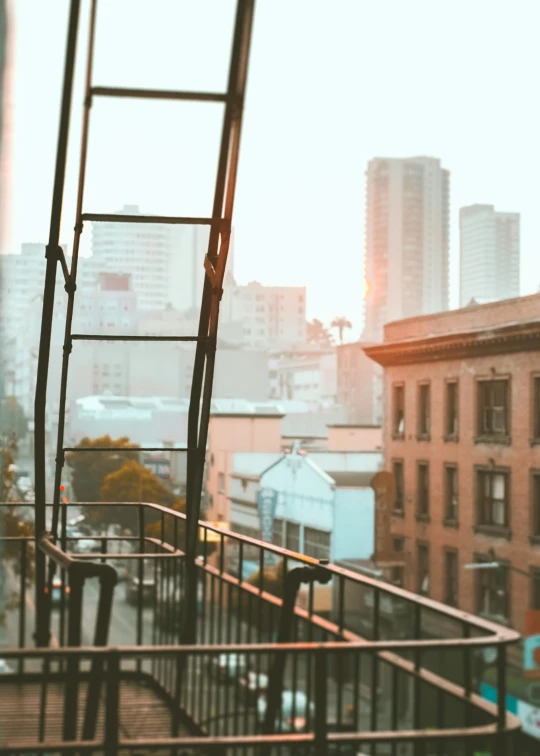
<box><xmin>7</xmin><ymin>0</ymin><xmax>540</xmax><ymax>337</ymax></box>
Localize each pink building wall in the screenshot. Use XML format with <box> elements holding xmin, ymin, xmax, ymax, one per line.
<box><xmin>205</xmin><ymin>413</ymin><xmax>283</xmax><ymax>522</ymax></box>
<box><xmin>327</xmin><ymin>425</ymin><xmax>382</xmax><ymax>453</ymax></box>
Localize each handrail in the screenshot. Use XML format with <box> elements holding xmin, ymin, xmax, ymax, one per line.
<box><xmin>3</xmin><ymin>500</ymin><xmax>520</xmax><ymax>643</ymax></box>
<box><xmin>38</xmin><ymin>533</ymin><xmax>117</xmax><ymax>741</ymax></box>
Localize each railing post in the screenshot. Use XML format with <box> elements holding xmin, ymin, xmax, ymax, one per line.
<box><xmin>314</xmin><ymin>649</ymin><xmax>328</xmax><ymax>756</ymax></box>
<box><xmin>18</xmin><ymin>539</ymin><xmax>27</xmax><ymax>673</ymax></box>
<box><xmin>105</xmin><ymin>649</ymin><xmax>120</xmax><ymax>756</ymax></box>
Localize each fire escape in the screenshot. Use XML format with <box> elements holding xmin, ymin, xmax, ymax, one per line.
<box><xmin>0</xmin><ymin>1</ymin><xmax>523</xmax><ymax>754</ymax></box>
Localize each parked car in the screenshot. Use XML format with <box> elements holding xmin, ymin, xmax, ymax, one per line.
<box><xmin>126</xmin><ymin>559</ymin><xmax>156</xmax><ymax>606</ymax></box>
<box><xmin>239</xmin><ymin>670</ymin><xmax>269</xmax><ymax>702</ymax></box>
<box><xmin>257</xmin><ymin>690</ymin><xmax>314</xmax><ymax>733</ymax></box>
<box><xmin>50</xmin><ymin>576</ymin><xmax>70</xmax><ymax>607</ymax></box>
<box><xmin>210</xmin><ymin>653</ymin><xmax>247</xmax><ymax>682</ymax></box>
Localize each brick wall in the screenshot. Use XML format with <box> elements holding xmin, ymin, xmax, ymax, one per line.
<box><xmin>384</xmin><ymin>348</ymin><xmax>540</xmax><ymax>634</ymax></box>
<box><xmin>385</xmin><ymin>293</ymin><xmax>540</xmax><ymax>343</ymax></box>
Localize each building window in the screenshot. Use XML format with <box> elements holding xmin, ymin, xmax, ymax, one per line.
<box><xmin>444</xmin><ymin>465</ymin><xmax>458</xmax><ymax>524</ymax></box>
<box><xmin>417</xmin><ymin>383</ymin><xmax>430</xmax><ymax>438</ymax></box>
<box><xmin>285</xmin><ymin>521</ymin><xmax>300</xmax><ymax>553</ymax></box>
<box><xmin>475</xmin><ymin>556</ymin><xmax>509</xmax><ymax>622</ymax></box>
<box><xmin>218</xmin><ymin>473</ymin><xmax>225</xmax><ymax>494</ymax></box>
<box><xmin>417</xmin><ymin>542</ymin><xmax>430</xmax><ymax>596</ymax></box>
<box><xmin>273</xmin><ymin>518</ymin><xmax>284</xmax><ymax>547</ymax></box>
<box><xmin>531</xmin><ymin>567</ymin><xmax>540</xmax><ymax>609</ymax></box>
<box><xmin>416</xmin><ymin>462</ymin><xmax>429</xmax><ymax>519</ymax></box>
<box><xmin>303</xmin><ymin>527</ymin><xmax>331</xmax><ymax>560</ymax></box>
<box><xmin>476</xmin><ymin>469</ymin><xmax>509</xmax><ymax>532</ymax></box>
<box><xmin>392</xmin><ymin>384</ymin><xmax>405</xmax><ymax>438</ymax></box>
<box><xmin>533</xmin><ymin>376</ymin><xmax>540</xmax><ymax>441</ymax></box>
<box><xmin>445</xmin><ymin>380</ymin><xmax>459</xmax><ymax>439</ymax></box>
<box><xmin>477</xmin><ymin>379</ymin><xmax>510</xmax><ymax>439</ymax></box>
<box><xmin>393</xmin><ymin>460</ymin><xmax>404</xmax><ymax>513</ymax></box>
<box><xmin>393</xmin><ymin>536</ymin><xmax>404</xmax><ymax>553</ymax></box>
<box><xmin>444</xmin><ymin>549</ymin><xmax>459</xmax><ymax>607</ymax></box>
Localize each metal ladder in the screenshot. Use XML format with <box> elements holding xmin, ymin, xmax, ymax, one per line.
<box><xmin>33</xmin><ymin>0</ymin><xmax>255</xmax><ymax>648</ymax></box>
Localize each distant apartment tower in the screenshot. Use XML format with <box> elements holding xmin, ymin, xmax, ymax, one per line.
<box><xmin>168</xmin><ymin>225</ymin><xmax>236</xmax><ymax>315</ymax></box>
<box><xmin>364</xmin><ymin>156</ymin><xmax>450</xmax><ymax>341</ymax></box>
<box><xmin>91</xmin><ymin>205</ymin><xmax>173</xmax><ymax>311</ymax></box>
<box><xmin>231</xmin><ymin>281</ymin><xmax>306</xmax><ymax>349</ymax></box>
<box><xmin>0</xmin><ymin>243</ymin><xmax>84</xmax><ymax>338</ymax></box>
<box><xmin>459</xmin><ymin>204</ymin><xmax>520</xmax><ymax>307</ymax></box>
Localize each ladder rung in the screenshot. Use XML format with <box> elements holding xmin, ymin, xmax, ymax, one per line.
<box><xmin>63</xmin><ymin>447</ymin><xmax>195</xmax><ymax>453</ymax></box>
<box><xmin>91</xmin><ymin>86</ymin><xmax>228</xmax><ymax>103</ymax></box>
<box><xmin>81</xmin><ymin>213</ymin><xmax>227</xmax><ymax>227</ymax></box>
<box><xmin>71</xmin><ymin>334</ymin><xmax>205</xmax><ymax>343</ymax></box>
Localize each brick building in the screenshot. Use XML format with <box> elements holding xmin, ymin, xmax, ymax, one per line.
<box><xmin>365</xmin><ymin>293</ymin><xmax>540</xmax><ymax>635</ymax></box>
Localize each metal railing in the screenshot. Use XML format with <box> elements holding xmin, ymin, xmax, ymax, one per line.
<box><xmin>0</xmin><ymin>501</ymin><xmax>523</xmax><ymax>755</ymax></box>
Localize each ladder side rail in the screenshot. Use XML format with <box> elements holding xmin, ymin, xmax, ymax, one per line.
<box><xmin>51</xmin><ymin>0</ymin><xmax>98</xmax><ymax>542</ymax></box>
<box><xmin>183</xmin><ymin>0</ymin><xmax>255</xmax><ymax>646</ymax></box>
<box><xmin>34</xmin><ymin>0</ymin><xmax>82</xmax><ymax>648</ymax></box>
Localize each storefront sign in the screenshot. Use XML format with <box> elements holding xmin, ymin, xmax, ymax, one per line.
<box><xmin>256</xmin><ymin>487</ymin><xmax>278</xmax><ymax>544</ymax></box>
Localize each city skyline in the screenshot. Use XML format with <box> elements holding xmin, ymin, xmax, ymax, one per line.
<box><xmin>6</xmin><ymin>0</ymin><xmax>540</xmax><ymax>336</ymax></box>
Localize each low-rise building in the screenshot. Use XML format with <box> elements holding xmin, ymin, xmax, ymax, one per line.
<box><xmin>271</xmin><ymin>347</ymin><xmax>337</xmax><ymax>407</ymax></box>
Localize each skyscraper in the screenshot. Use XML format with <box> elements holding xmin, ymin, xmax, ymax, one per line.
<box><xmin>90</xmin><ymin>205</ymin><xmax>172</xmax><ymax>312</ymax></box>
<box><xmin>363</xmin><ymin>156</ymin><xmax>450</xmax><ymax>341</ymax></box>
<box><xmin>459</xmin><ymin>204</ymin><xmax>520</xmax><ymax>307</ymax></box>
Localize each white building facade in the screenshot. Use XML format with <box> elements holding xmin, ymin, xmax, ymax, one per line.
<box><xmin>231</xmin><ymin>281</ymin><xmax>306</xmax><ymax>350</ymax></box>
<box><xmin>90</xmin><ymin>205</ymin><xmax>173</xmax><ymax>312</ymax></box>
<box><xmin>459</xmin><ymin>204</ymin><xmax>520</xmax><ymax>307</ymax></box>
<box><xmin>364</xmin><ymin>156</ymin><xmax>450</xmax><ymax>341</ymax></box>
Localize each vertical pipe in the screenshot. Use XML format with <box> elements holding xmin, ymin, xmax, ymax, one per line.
<box><xmin>34</xmin><ymin>0</ymin><xmax>81</xmax><ymax>648</ymax></box>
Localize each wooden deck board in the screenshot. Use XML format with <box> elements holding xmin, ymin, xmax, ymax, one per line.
<box><xmin>0</xmin><ymin>678</ymin><xmax>191</xmax><ymax>749</ymax></box>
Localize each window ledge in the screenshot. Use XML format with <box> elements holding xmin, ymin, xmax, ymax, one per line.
<box><xmin>392</xmin><ymin>433</ymin><xmax>405</xmax><ymax>441</ymax></box>
<box><xmin>530</xmin><ymin>438</ymin><xmax>540</xmax><ymax>448</ymax></box>
<box><xmin>443</xmin><ymin>518</ymin><xmax>459</xmax><ymax>529</ymax></box>
<box><xmin>474</xmin><ymin>435</ymin><xmax>511</xmax><ymax>446</ymax></box>
<box><xmin>392</xmin><ymin>508</ymin><xmax>405</xmax><ymax>519</ymax></box>
<box><xmin>474</xmin><ymin>524</ymin><xmax>511</xmax><ymax>540</ymax></box>
<box><xmin>416</xmin><ymin>513</ymin><xmax>430</xmax><ymax>524</ymax></box>
<box><xmin>443</xmin><ymin>435</ymin><xmax>459</xmax><ymax>443</ymax></box>
<box><xmin>416</xmin><ymin>433</ymin><xmax>431</xmax><ymax>442</ymax></box>
<box><xmin>530</xmin><ymin>535</ymin><xmax>540</xmax><ymax>546</ymax></box>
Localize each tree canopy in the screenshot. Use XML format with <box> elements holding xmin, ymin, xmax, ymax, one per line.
<box><xmin>66</xmin><ymin>435</ymin><xmax>139</xmax><ymax>504</ymax></box>
<box><xmin>330</xmin><ymin>316</ymin><xmax>352</xmax><ymax>344</ymax></box>
<box><xmin>306</xmin><ymin>318</ymin><xmax>334</xmax><ymax>347</ymax></box>
<box><xmin>100</xmin><ymin>459</ymin><xmax>183</xmax><ymax>531</ymax></box>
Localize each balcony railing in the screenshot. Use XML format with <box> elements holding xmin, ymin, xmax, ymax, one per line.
<box><xmin>0</xmin><ymin>501</ymin><xmax>523</xmax><ymax>755</ymax></box>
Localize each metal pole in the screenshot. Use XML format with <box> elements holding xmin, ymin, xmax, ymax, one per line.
<box><xmin>182</xmin><ymin>0</ymin><xmax>255</xmax><ymax>646</ymax></box>
<box><xmin>34</xmin><ymin>0</ymin><xmax>81</xmax><ymax>648</ymax></box>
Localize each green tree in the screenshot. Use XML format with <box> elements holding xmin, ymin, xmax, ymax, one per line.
<box><xmin>100</xmin><ymin>459</ymin><xmax>183</xmax><ymax>531</ymax></box>
<box><xmin>0</xmin><ymin>397</ymin><xmax>28</xmax><ymax>440</ymax></box>
<box><xmin>3</xmin><ymin>509</ymin><xmax>35</xmax><ymax>581</ymax></box>
<box><xmin>306</xmin><ymin>318</ymin><xmax>334</xmax><ymax>347</ymax></box>
<box><xmin>66</xmin><ymin>435</ymin><xmax>139</xmax><ymax>504</ymax></box>
<box><xmin>330</xmin><ymin>315</ymin><xmax>352</xmax><ymax>344</ymax></box>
